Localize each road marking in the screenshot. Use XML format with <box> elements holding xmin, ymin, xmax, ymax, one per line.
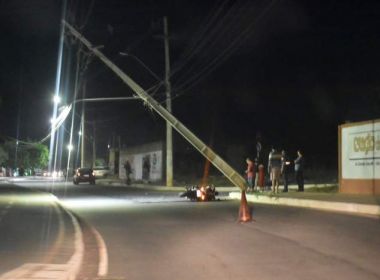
<box><xmin>41</xmin><ymin>201</ymin><xmax>66</xmax><ymax>264</ymax></box>
<box><xmin>0</xmin><ymin>193</ymin><xmax>108</xmax><ymax>278</ymax></box>
<box><xmin>91</xmin><ymin>226</ymin><xmax>109</xmax><ymax>277</ymax></box>
<box><xmin>64</xmin><ymin>206</ymin><xmax>84</xmax><ymax>279</ymax></box>
<box><xmin>0</xmin><ymin>195</ymin><xmax>85</xmax><ymax>280</ymax></box>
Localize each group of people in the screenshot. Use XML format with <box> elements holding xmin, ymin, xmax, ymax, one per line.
<box><xmin>245</xmin><ymin>148</ymin><xmax>304</xmax><ymax>194</ymax></box>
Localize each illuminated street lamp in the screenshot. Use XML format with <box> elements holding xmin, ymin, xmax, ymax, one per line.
<box><xmin>67</xmin><ymin>144</ymin><xmax>74</xmax><ymax>151</ymax></box>
<box><xmin>53</xmin><ymin>95</ymin><xmax>61</xmax><ymax>104</ymax></box>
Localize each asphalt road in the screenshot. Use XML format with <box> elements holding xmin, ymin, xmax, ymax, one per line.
<box><xmin>0</xmin><ymin>183</ymin><xmax>76</xmax><ymax>276</ymax></box>
<box><xmin>1</xmin><ymin>178</ymin><xmax>380</xmax><ymax>280</ymax></box>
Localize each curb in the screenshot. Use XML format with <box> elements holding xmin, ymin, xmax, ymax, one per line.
<box><xmin>229</xmin><ymin>192</ymin><xmax>380</xmax><ymax>216</ymax></box>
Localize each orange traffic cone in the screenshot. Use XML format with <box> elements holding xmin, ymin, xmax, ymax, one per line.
<box><xmin>238</xmin><ymin>190</ymin><xmax>252</xmax><ymax>222</ymax></box>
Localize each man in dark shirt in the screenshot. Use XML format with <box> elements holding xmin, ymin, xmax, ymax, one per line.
<box><xmin>281</xmin><ymin>150</ymin><xmax>290</xmax><ymax>192</ymax></box>
<box><xmin>294</xmin><ymin>150</ymin><xmax>304</xmax><ymax>192</ymax></box>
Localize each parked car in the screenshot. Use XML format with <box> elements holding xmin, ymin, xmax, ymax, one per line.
<box><xmin>92</xmin><ymin>166</ymin><xmax>110</xmax><ymax>178</ymax></box>
<box><xmin>73</xmin><ymin>168</ymin><xmax>95</xmax><ymax>185</ymax></box>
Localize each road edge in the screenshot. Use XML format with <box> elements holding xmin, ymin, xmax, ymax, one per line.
<box><xmin>229</xmin><ymin>192</ymin><xmax>380</xmax><ymax>216</ymax></box>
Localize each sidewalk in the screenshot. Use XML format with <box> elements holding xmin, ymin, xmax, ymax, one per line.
<box><xmin>231</xmin><ymin>191</ymin><xmax>380</xmax><ymax>216</ymax></box>
<box><xmin>97</xmin><ymin>178</ymin><xmax>380</xmax><ymax>216</ymax></box>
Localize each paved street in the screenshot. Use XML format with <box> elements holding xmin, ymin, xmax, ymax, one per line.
<box><xmin>1</xmin><ymin>178</ymin><xmax>380</xmax><ymax>279</ymax></box>
<box><xmin>0</xmin><ymin>184</ymin><xmax>76</xmax><ymax>276</ymax></box>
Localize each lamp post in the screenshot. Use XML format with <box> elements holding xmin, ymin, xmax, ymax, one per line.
<box><xmin>49</xmin><ymin>0</ymin><xmax>67</xmax><ymax>174</ymax></box>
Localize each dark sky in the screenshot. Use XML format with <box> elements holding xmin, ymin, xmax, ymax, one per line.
<box><xmin>1</xmin><ymin>0</ymin><xmax>380</xmax><ymax>170</ymax></box>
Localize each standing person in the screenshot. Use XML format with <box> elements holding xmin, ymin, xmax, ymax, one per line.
<box><xmin>294</xmin><ymin>150</ymin><xmax>304</xmax><ymax>192</ymax></box>
<box><xmin>254</xmin><ymin>158</ymin><xmax>259</xmax><ymax>191</ymax></box>
<box><xmin>281</xmin><ymin>150</ymin><xmax>290</xmax><ymax>192</ymax></box>
<box><xmin>245</xmin><ymin>158</ymin><xmax>255</xmax><ymax>192</ymax></box>
<box><xmin>268</xmin><ymin>147</ymin><xmax>281</xmax><ymax>194</ymax></box>
<box><xmin>142</xmin><ymin>156</ymin><xmax>151</xmax><ymax>184</ymax></box>
<box><xmin>258</xmin><ymin>163</ymin><xmax>265</xmax><ymax>192</ymax></box>
<box><xmin>124</xmin><ymin>160</ymin><xmax>132</xmax><ymax>185</ymax></box>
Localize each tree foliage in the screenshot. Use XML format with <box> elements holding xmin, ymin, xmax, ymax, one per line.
<box><xmin>0</xmin><ymin>141</ymin><xmax>49</xmax><ymax>169</ymax></box>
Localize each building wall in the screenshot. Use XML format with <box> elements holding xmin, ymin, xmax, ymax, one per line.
<box><xmin>339</xmin><ymin>119</ymin><xmax>380</xmax><ymax>194</ymax></box>
<box><xmin>119</xmin><ymin>142</ymin><xmax>163</xmax><ymax>183</ymax></box>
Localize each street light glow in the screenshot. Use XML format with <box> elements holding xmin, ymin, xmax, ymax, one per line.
<box><xmin>53</xmin><ymin>95</ymin><xmax>61</xmax><ymax>104</ymax></box>
<box><xmin>67</xmin><ymin>144</ymin><xmax>74</xmax><ymax>151</ymax></box>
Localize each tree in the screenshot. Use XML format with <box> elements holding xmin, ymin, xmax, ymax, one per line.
<box><xmin>2</xmin><ymin>141</ymin><xmax>48</xmax><ymax>170</ymax></box>
<box><xmin>27</xmin><ymin>143</ymin><xmax>49</xmax><ymax>169</ymax></box>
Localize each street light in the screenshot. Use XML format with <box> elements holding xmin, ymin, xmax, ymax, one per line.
<box><xmin>67</xmin><ymin>144</ymin><xmax>74</xmax><ymax>151</ymax></box>
<box><xmin>53</xmin><ymin>95</ymin><xmax>61</xmax><ymax>104</ymax></box>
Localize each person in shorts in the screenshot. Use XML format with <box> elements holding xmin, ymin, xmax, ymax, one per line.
<box><xmin>268</xmin><ymin>147</ymin><xmax>282</xmax><ymax>194</ymax></box>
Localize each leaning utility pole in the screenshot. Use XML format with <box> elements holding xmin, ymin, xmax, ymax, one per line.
<box><xmin>164</xmin><ymin>16</ymin><xmax>173</xmax><ymax>187</ymax></box>
<box><xmin>63</xmin><ymin>21</ymin><xmax>248</xmax><ymax>191</ymax></box>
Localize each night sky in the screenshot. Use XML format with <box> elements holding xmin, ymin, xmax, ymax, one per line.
<box><xmin>1</xmin><ymin>0</ymin><xmax>380</xmax><ymax>173</ymax></box>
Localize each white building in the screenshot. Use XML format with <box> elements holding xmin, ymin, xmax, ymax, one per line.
<box><xmin>119</xmin><ymin>142</ymin><xmax>163</xmax><ymax>183</ymax></box>
<box><xmin>339</xmin><ymin>119</ymin><xmax>380</xmax><ymax>194</ymax></box>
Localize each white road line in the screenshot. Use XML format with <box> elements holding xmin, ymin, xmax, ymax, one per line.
<box><xmin>0</xmin><ymin>195</ymin><xmax>85</xmax><ymax>280</ymax></box>
<box><xmin>64</xmin><ymin>207</ymin><xmax>84</xmax><ymax>280</ymax></box>
<box><xmin>90</xmin><ymin>226</ymin><xmax>109</xmax><ymax>277</ymax></box>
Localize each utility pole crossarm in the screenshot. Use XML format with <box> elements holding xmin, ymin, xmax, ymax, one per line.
<box><xmin>63</xmin><ymin>20</ymin><xmax>248</xmax><ymax>191</ymax></box>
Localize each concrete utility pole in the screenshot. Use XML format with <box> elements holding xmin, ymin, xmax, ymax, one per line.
<box><xmin>80</xmin><ymin>79</ymin><xmax>86</xmax><ymax>168</ymax></box>
<box><xmin>66</xmin><ymin>47</ymin><xmax>81</xmax><ymax>178</ymax></box>
<box><xmin>92</xmin><ymin>122</ymin><xmax>96</xmax><ymax>167</ymax></box>
<box><xmin>63</xmin><ymin>21</ymin><xmax>248</xmax><ymax>191</ymax></box>
<box><xmin>164</xmin><ymin>16</ymin><xmax>173</xmax><ymax>187</ymax></box>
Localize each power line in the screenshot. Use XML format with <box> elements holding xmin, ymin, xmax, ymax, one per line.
<box><xmin>170</xmin><ymin>0</ymin><xmax>279</xmax><ymax>100</ymax></box>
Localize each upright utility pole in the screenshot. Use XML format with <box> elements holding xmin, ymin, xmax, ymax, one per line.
<box><xmin>81</xmin><ymin>79</ymin><xmax>86</xmax><ymax>168</ymax></box>
<box><xmin>92</xmin><ymin>122</ymin><xmax>96</xmax><ymax>167</ymax></box>
<box><xmin>164</xmin><ymin>16</ymin><xmax>173</xmax><ymax>187</ymax></box>
<box><xmin>66</xmin><ymin>47</ymin><xmax>82</xmax><ymax>178</ymax></box>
